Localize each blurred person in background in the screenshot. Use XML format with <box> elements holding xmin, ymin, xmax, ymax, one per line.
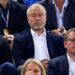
<box><xmin>39</xmin><ymin>0</ymin><xmax>75</xmax><ymax>35</ymax></box>
<box><xmin>0</xmin><ymin>0</ymin><xmax>29</xmax><ymax>48</ymax></box>
<box><xmin>0</xmin><ymin>35</ymin><xmax>17</xmax><ymax>75</ymax></box>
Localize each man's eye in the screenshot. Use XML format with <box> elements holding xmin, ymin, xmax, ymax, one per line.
<box><xmin>31</xmin><ymin>14</ymin><xmax>43</xmax><ymax>17</ymax></box>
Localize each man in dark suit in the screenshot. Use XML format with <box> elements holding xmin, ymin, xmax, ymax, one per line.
<box><xmin>13</xmin><ymin>4</ymin><xmax>66</xmax><ymax>68</ymax></box>
<box><xmin>39</xmin><ymin>0</ymin><xmax>75</xmax><ymax>35</ymax></box>
<box><xmin>48</xmin><ymin>28</ymin><xmax>75</xmax><ymax>75</ymax></box>
<box><xmin>0</xmin><ymin>0</ymin><xmax>29</xmax><ymax>44</ymax></box>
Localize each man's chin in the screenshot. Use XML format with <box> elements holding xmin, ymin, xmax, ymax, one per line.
<box><xmin>32</xmin><ymin>26</ymin><xmax>44</xmax><ymax>30</ymax></box>
<box><xmin>33</xmin><ymin>28</ymin><xmax>44</xmax><ymax>31</ymax></box>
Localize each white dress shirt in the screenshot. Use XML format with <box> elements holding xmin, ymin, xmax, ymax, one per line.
<box><xmin>31</xmin><ymin>29</ymin><xmax>50</xmax><ymax>61</ymax></box>
<box><xmin>53</xmin><ymin>0</ymin><xmax>68</xmax><ymax>28</ymax></box>
<box><xmin>67</xmin><ymin>53</ymin><xmax>75</xmax><ymax>75</ymax></box>
<box><xmin>13</xmin><ymin>0</ymin><xmax>17</xmax><ymax>2</ymax></box>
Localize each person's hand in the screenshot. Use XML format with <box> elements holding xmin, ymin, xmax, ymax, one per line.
<box><xmin>52</xmin><ymin>26</ymin><xmax>67</xmax><ymax>36</ymax></box>
<box><xmin>58</xmin><ymin>26</ymin><xmax>67</xmax><ymax>35</ymax></box>
<box><xmin>41</xmin><ymin>59</ymin><xmax>49</xmax><ymax>72</ymax></box>
<box><xmin>3</xmin><ymin>34</ymin><xmax>15</xmax><ymax>42</ymax></box>
<box><xmin>3</xmin><ymin>34</ymin><xmax>15</xmax><ymax>49</ymax></box>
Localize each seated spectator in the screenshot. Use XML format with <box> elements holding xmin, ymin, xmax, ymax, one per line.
<box><xmin>39</xmin><ymin>0</ymin><xmax>75</xmax><ymax>35</ymax></box>
<box><xmin>0</xmin><ymin>0</ymin><xmax>29</xmax><ymax>46</ymax></box>
<box><xmin>21</xmin><ymin>58</ymin><xmax>46</xmax><ymax>75</ymax></box>
<box><xmin>13</xmin><ymin>3</ymin><xmax>66</xmax><ymax>68</ymax></box>
<box><xmin>48</xmin><ymin>28</ymin><xmax>75</xmax><ymax>75</ymax></box>
<box><xmin>0</xmin><ymin>34</ymin><xmax>16</xmax><ymax>75</ymax></box>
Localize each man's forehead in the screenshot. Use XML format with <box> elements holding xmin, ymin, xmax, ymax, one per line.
<box><xmin>30</xmin><ymin>7</ymin><xmax>43</xmax><ymax>11</ymax></box>
<box><xmin>68</xmin><ymin>32</ymin><xmax>75</xmax><ymax>37</ymax></box>
<box><xmin>29</xmin><ymin>8</ymin><xmax>44</xmax><ymax>14</ymax></box>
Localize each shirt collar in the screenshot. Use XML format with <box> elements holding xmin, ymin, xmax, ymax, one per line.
<box><xmin>0</xmin><ymin>2</ymin><xmax>10</xmax><ymax>11</ymax></box>
<box><xmin>53</xmin><ymin>0</ymin><xmax>68</xmax><ymax>7</ymax></box>
<box><xmin>67</xmin><ymin>53</ymin><xmax>75</xmax><ymax>63</ymax></box>
<box><xmin>31</xmin><ymin>28</ymin><xmax>46</xmax><ymax>37</ymax></box>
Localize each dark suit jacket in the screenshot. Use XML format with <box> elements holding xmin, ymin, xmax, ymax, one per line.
<box><xmin>17</xmin><ymin>0</ymin><xmax>24</xmax><ymax>4</ymax></box>
<box><xmin>0</xmin><ymin>35</ymin><xmax>13</xmax><ymax>65</ymax></box>
<box><xmin>39</xmin><ymin>0</ymin><xmax>75</xmax><ymax>30</ymax></box>
<box><xmin>13</xmin><ymin>30</ymin><xmax>66</xmax><ymax>67</ymax></box>
<box><xmin>48</xmin><ymin>55</ymin><xmax>69</xmax><ymax>75</ymax></box>
<box><xmin>0</xmin><ymin>1</ymin><xmax>29</xmax><ymax>35</ymax></box>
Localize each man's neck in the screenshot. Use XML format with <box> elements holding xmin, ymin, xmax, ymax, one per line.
<box><xmin>32</xmin><ymin>28</ymin><xmax>44</xmax><ymax>36</ymax></box>
<box><xmin>68</xmin><ymin>53</ymin><xmax>75</xmax><ymax>61</ymax></box>
<box><xmin>54</xmin><ymin>0</ymin><xmax>64</xmax><ymax>12</ymax></box>
<box><xmin>0</xmin><ymin>0</ymin><xmax>9</xmax><ymax>9</ymax></box>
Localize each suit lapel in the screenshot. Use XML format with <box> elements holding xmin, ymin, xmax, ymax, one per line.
<box><xmin>50</xmin><ymin>4</ymin><xmax>58</xmax><ymax>28</ymax></box>
<box><xmin>63</xmin><ymin>3</ymin><xmax>70</xmax><ymax>30</ymax></box>
<box><xmin>60</xmin><ymin>55</ymin><xmax>69</xmax><ymax>75</ymax></box>
<box><xmin>46</xmin><ymin>31</ymin><xmax>55</xmax><ymax>59</ymax></box>
<box><xmin>45</xmin><ymin>3</ymin><xmax>58</xmax><ymax>29</ymax></box>
<box><xmin>26</xmin><ymin>30</ymin><xmax>34</xmax><ymax>57</ymax></box>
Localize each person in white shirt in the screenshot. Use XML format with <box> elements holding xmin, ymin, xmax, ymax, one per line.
<box><xmin>48</xmin><ymin>28</ymin><xmax>75</xmax><ymax>75</ymax></box>
<box><xmin>13</xmin><ymin>3</ymin><xmax>66</xmax><ymax>72</ymax></box>
<box><xmin>39</xmin><ymin>0</ymin><xmax>75</xmax><ymax>35</ymax></box>
<box><xmin>52</xmin><ymin>0</ymin><xmax>67</xmax><ymax>35</ymax></box>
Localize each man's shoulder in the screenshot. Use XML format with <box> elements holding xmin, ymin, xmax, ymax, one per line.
<box><xmin>47</xmin><ymin>31</ymin><xmax>63</xmax><ymax>40</ymax></box>
<box><xmin>49</xmin><ymin>55</ymin><xmax>67</xmax><ymax>64</ymax></box>
<box><xmin>15</xmin><ymin>30</ymin><xmax>31</xmax><ymax>40</ymax></box>
<box><xmin>38</xmin><ymin>0</ymin><xmax>54</xmax><ymax>7</ymax></box>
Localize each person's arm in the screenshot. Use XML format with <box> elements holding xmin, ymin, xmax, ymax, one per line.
<box><xmin>52</xmin><ymin>26</ymin><xmax>67</xmax><ymax>36</ymax></box>
<box><xmin>0</xmin><ymin>36</ymin><xmax>13</xmax><ymax>64</ymax></box>
<box><xmin>12</xmin><ymin>34</ymin><xmax>26</xmax><ymax>67</ymax></box>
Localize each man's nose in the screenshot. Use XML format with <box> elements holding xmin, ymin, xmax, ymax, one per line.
<box><xmin>35</xmin><ymin>16</ymin><xmax>41</xmax><ymax>20</ymax></box>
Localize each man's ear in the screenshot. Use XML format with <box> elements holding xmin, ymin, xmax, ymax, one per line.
<box><xmin>64</xmin><ymin>41</ymin><xmax>67</xmax><ymax>48</ymax></box>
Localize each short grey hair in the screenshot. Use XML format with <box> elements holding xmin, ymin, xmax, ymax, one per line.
<box><xmin>27</xmin><ymin>3</ymin><xmax>46</xmax><ymax>16</ymax></box>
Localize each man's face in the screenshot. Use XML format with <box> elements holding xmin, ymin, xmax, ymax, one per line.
<box><xmin>64</xmin><ymin>32</ymin><xmax>75</xmax><ymax>55</ymax></box>
<box><xmin>27</xmin><ymin>7</ymin><xmax>46</xmax><ymax>30</ymax></box>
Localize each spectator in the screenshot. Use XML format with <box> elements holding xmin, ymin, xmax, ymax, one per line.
<box><xmin>13</xmin><ymin>3</ymin><xmax>66</xmax><ymax>68</ymax></box>
<box><xmin>0</xmin><ymin>0</ymin><xmax>29</xmax><ymax>45</ymax></box>
<box><xmin>39</xmin><ymin>0</ymin><xmax>75</xmax><ymax>35</ymax></box>
<box><xmin>0</xmin><ymin>35</ymin><xmax>17</xmax><ymax>75</ymax></box>
<box><xmin>21</xmin><ymin>58</ymin><xmax>46</xmax><ymax>75</ymax></box>
<box><xmin>48</xmin><ymin>28</ymin><xmax>75</xmax><ymax>75</ymax></box>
